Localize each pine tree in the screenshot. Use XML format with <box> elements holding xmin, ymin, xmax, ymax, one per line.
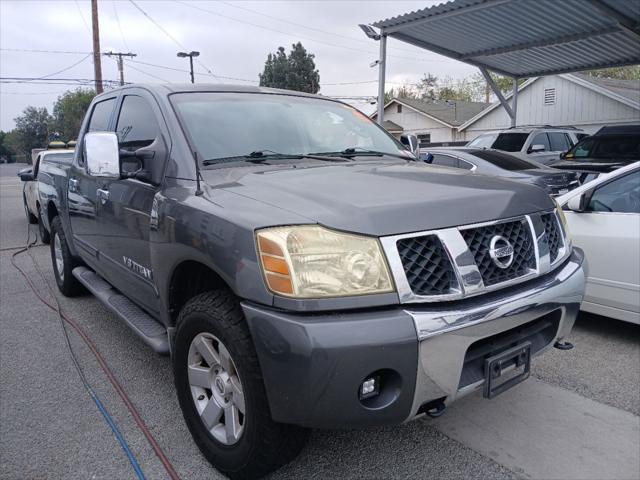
<box><xmin>259</xmin><ymin>42</ymin><xmax>320</xmax><ymax>93</ymax></box>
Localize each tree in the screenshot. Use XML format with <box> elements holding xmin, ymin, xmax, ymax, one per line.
<box><xmin>52</xmin><ymin>88</ymin><xmax>95</xmax><ymax>141</ymax></box>
<box><xmin>384</xmin><ymin>83</ymin><xmax>418</xmax><ymax>103</ymax></box>
<box><xmin>0</xmin><ymin>131</ymin><xmax>16</xmax><ymax>162</ymax></box>
<box><xmin>13</xmin><ymin>106</ymin><xmax>52</xmax><ymax>161</ymax></box>
<box><xmin>416</xmin><ymin>73</ymin><xmax>439</xmax><ymax>100</ymax></box>
<box><xmin>259</xmin><ymin>42</ymin><xmax>320</xmax><ymax>94</ymax></box>
<box><xmin>587</xmin><ymin>65</ymin><xmax>640</xmax><ymax>80</ymax></box>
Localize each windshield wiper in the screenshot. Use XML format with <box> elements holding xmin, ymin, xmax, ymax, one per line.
<box><xmin>202</xmin><ymin>150</ymin><xmax>303</xmax><ymax>165</ymax></box>
<box><xmin>203</xmin><ymin>149</ymin><xmax>351</xmax><ymax>165</ymax></box>
<box><xmin>309</xmin><ymin>147</ymin><xmax>416</xmax><ymax>161</ymax></box>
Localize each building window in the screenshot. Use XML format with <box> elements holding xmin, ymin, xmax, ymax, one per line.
<box><xmin>397</xmin><ymin>104</ymin><xmax>402</xmax><ymax>113</ymax></box>
<box><xmin>417</xmin><ymin>133</ymin><xmax>431</xmax><ymax>146</ymax></box>
<box><xmin>544</xmin><ymin>88</ymin><xmax>556</xmax><ymax>106</ymax></box>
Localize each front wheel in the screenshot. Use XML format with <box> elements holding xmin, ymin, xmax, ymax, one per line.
<box><xmin>173</xmin><ymin>291</ymin><xmax>309</xmax><ymax>479</ymax></box>
<box><xmin>50</xmin><ymin>216</ymin><xmax>84</xmax><ymax>296</ymax></box>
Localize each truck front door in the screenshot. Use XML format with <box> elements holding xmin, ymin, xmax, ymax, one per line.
<box><xmin>95</xmin><ymin>91</ymin><xmax>163</xmax><ymax>314</ymax></box>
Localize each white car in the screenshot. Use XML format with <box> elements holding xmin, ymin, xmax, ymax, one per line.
<box><xmin>557</xmin><ymin>162</ymin><xmax>640</xmax><ymax>324</ymax></box>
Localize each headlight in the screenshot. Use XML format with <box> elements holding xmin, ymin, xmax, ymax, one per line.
<box><xmin>256</xmin><ymin>225</ymin><xmax>394</xmax><ymax>298</ymax></box>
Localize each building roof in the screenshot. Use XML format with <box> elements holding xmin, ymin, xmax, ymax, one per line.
<box><xmin>458</xmin><ymin>73</ymin><xmax>640</xmax><ymax>130</ymax></box>
<box><xmin>372</xmin><ymin>0</ymin><xmax>640</xmax><ymax>79</ymax></box>
<box><xmin>382</xmin><ymin>120</ymin><xmax>403</xmax><ymax>132</ymax></box>
<box><xmin>571</xmin><ymin>73</ymin><xmax>640</xmax><ymax>106</ymax></box>
<box><xmin>375</xmin><ymin>98</ymin><xmax>490</xmax><ymax>127</ymax></box>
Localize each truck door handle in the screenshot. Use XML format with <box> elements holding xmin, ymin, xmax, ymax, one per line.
<box><xmin>69</xmin><ymin>178</ymin><xmax>79</xmax><ymax>192</ymax></box>
<box><xmin>97</xmin><ymin>188</ymin><xmax>110</xmax><ymax>204</ymax></box>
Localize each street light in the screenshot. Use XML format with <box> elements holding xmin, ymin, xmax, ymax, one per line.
<box><xmin>359</xmin><ymin>25</ymin><xmax>386</xmax><ymax>125</ymax></box>
<box><xmin>177</xmin><ymin>51</ymin><xmax>200</xmax><ymax>83</ymax></box>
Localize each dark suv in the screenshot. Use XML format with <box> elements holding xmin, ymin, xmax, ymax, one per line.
<box><xmin>550</xmin><ymin>124</ymin><xmax>640</xmax><ymax>181</ymax></box>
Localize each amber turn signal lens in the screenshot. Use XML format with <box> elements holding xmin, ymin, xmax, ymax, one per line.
<box><xmin>257</xmin><ymin>233</ymin><xmax>294</xmax><ymax>295</ymax></box>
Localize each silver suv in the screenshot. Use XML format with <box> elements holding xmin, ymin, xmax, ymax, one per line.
<box><xmin>467</xmin><ymin>126</ymin><xmax>587</xmax><ymax>165</ymax></box>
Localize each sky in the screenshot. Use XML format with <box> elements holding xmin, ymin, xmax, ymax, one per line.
<box><xmin>0</xmin><ymin>0</ymin><xmax>479</xmax><ymax>131</ymax></box>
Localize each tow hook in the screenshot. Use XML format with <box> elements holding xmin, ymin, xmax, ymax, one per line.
<box><xmin>554</xmin><ymin>340</ymin><xmax>574</xmax><ymax>350</ymax></box>
<box><xmin>423</xmin><ymin>398</ymin><xmax>447</xmax><ymax>418</ymax></box>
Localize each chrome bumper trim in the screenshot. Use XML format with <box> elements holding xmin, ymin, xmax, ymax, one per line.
<box><xmin>406</xmin><ymin>248</ymin><xmax>586</xmax><ymax>419</ymax></box>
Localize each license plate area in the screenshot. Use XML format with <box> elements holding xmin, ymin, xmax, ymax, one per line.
<box><xmin>483</xmin><ymin>341</ymin><xmax>531</xmax><ymax>399</ymax></box>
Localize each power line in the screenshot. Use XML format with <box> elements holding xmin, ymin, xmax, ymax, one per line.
<box><xmin>35</xmin><ymin>54</ymin><xmax>92</xmax><ymax>80</ymax></box>
<box><xmin>124</xmin><ymin>61</ymin><xmax>169</xmax><ymax>82</ymax></box>
<box><xmin>112</xmin><ymin>0</ymin><xmax>131</xmax><ymax>52</ymax></box>
<box><xmin>127</xmin><ymin>0</ymin><xmax>217</xmax><ymax>78</ymax></box>
<box><xmin>74</xmin><ymin>0</ymin><xmax>92</xmax><ymax>34</ymax></box>
<box><xmin>217</xmin><ymin>0</ymin><xmax>435</xmax><ymax>56</ymax></box>
<box><xmin>105</xmin><ymin>51</ymin><xmax>137</xmax><ymax>85</ymax></box>
<box><xmin>176</xmin><ymin>0</ymin><xmax>455</xmax><ymax>64</ymax></box>
<box><xmin>1</xmin><ymin>48</ymin><xmax>92</xmax><ymax>55</ymax></box>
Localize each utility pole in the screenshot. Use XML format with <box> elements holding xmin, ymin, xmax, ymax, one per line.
<box><xmin>105</xmin><ymin>51</ymin><xmax>137</xmax><ymax>86</ymax></box>
<box><xmin>177</xmin><ymin>51</ymin><xmax>200</xmax><ymax>83</ymax></box>
<box><xmin>91</xmin><ymin>0</ymin><xmax>103</xmax><ymax>93</ymax></box>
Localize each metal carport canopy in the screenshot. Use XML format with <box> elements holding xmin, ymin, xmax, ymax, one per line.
<box><xmin>370</xmin><ymin>0</ymin><xmax>640</xmax><ymax>125</ymax></box>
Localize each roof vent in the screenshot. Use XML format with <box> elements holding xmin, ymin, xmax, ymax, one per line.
<box><xmin>544</xmin><ymin>88</ymin><xmax>556</xmax><ymax>106</ymax></box>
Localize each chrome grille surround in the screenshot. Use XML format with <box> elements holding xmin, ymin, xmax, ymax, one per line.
<box><xmin>380</xmin><ymin>211</ymin><xmax>571</xmax><ymax>304</ymax></box>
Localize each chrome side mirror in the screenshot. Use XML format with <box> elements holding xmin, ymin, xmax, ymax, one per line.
<box><xmin>529</xmin><ymin>144</ymin><xmax>546</xmax><ymax>153</ymax></box>
<box><xmin>400</xmin><ymin>134</ymin><xmax>419</xmax><ymax>156</ymax></box>
<box><xmin>566</xmin><ymin>194</ymin><xmax>585</xmax><ymax>212</ymax></box>
<box><xmin>84</xmin><ymin>132</ymin><xmax>120</xmax><ymax>178</ymax></box>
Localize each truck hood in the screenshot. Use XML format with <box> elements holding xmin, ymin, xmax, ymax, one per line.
<box><xmin>202</xmin><ymin>159</ymin><xmax>554</xmax><ymax>236</ymax></box>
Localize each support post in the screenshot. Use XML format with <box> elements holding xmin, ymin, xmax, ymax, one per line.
<box><xmin>377</xmin><ymin>33</ymin><xmax>387</xmax><ymax>125</ymax></box>
<box><xmin>479</xmin><ymin>68</ymin><xmax>515</xmax><ymax>125</ymax></box>
<box><xmin>511</xmin><ymin>77</ymin><xmax>518</xmax><ymax>127</ymax></box>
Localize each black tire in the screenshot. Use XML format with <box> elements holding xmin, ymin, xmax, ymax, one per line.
<box><xmin>38</xmin><ymin>207</ymin><xmax>50</xmax><ymax>244</ymax></box>
<box><xmin>50</xmin><ymin>216</ymin><xmax>84</xmax><ymax>296</ymax></box>
<box><xmin>23</xmin><ymin>193</ymin><xmax>37</xmax><ymax>224</ymax></box>
<box><xmin>173</xmin><ymin>291</ymin><xmax>309</xmax><ymax>479</ymax></box>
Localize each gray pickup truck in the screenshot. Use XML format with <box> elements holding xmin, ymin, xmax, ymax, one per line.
<box><xmin>38</xmin><ymin>84</ymin><xmax>586</xmax><ymax>479</ymax></box>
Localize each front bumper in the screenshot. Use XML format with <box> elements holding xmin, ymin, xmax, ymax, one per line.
<box><xmin>242</xmin><ymin>248</ymin><xmax>586</xmax><ymax>429</ymax></box>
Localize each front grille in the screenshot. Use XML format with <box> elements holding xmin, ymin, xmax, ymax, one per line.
<box><xmin>461</xmin><ymin>219</ymin><xmax>535</xmax><ymax>287</ymax></box>
<box><xmin>541</xmin><ymin>213</ymin><xmax>562</xmax><ymax>263</ymax></box>
<box><xmin>397</xmin><ymin>235</ymin><xmax>455</xmax><ymax>296</ymax></box>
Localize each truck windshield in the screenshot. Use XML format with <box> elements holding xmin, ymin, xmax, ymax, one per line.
<box><xmin>170</xmin><ymin>92</ymin><xmax>405</xmax><ymax>163</ymax></box>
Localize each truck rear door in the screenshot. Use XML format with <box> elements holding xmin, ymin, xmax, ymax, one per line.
<box><xmin>68</xmin><ymin>95</ymin><xmax>118</xmax><ymax>263</ymax></box>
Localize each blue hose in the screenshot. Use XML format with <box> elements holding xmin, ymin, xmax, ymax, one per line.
<box><xmin>89</xmin><ymin>390</ymin><xmax>146</xmax><ymax>480</ymax></box>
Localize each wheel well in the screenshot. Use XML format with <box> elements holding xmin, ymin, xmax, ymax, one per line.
<box><xmin>47</xmin><ymin>202</ymin><xmax>58</xmax><ymax>224</ymax></box>
<box><xmin>168</xmin><ymin>261</ymin><xmax>229</xmax><ymax>324</ymax></box>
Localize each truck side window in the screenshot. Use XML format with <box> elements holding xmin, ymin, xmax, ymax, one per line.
<box><xmin>548</xmin><ymin>132</ymin><xmax>569</xmax><ymax>152</ymax></box>
<box><xmin>87</xmin><ymin>98</ymin><xmax>116</xmax><ymax>132</ymax></box>
<box><xmin>116</xmin><ymin>95</ymin><xmax>160</xmax><ymax>151</ymax></box>
<box><xmin>529</xmin><ymin>133</ymin><xmax>550</xmax><ymax>152</ymax></box>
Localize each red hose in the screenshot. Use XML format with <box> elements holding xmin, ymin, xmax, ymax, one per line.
<box><xmin>11</xmin><ymin>245</ymin><xmax>182</xmax><ymax>480</ymax></box>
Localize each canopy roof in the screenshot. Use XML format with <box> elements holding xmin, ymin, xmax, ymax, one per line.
<box><xmin>373</xmin><ymin>0</ymin><xmax>640</xmax><ymax>78</ymax></box>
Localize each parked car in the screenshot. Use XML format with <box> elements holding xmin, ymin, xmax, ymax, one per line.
<box><xmin>557</xmin><ymin>162</ymin><xmax>639</xmax><ymax>324</ymax></box>
<box><xmin>421</xmin><ymin>147</ymin><xmax>579</xmax><ymax>195</ymax></box>
<box><xmin>18</xmin><ymin>146</ymin><xmax>75</xmax><ymax>243</ymax></box>
<box><xmin>550</xmin><ymin>125</ymin><xmax>640</xmax><ymax>182</ymax></box>
<box><xmin>466</xmin><ymin>125</ymin><xmax>585</xmax><ymax>164</ymax></box>
<box><xmin>41</xmin><ymin>84</ymin><xmax>585</xmax><ymax>479</ymax></box>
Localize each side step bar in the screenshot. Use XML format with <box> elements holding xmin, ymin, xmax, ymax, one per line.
<box><xmin>72</xmin><ymin>266</ymin><xmax>170</xmax><ymax>355</ymax></box>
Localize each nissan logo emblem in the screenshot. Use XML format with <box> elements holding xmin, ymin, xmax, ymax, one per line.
<box><xmin>489</xmin><ymin>235</ymin><xmax>515</xmax><ymax>269</ymax></box>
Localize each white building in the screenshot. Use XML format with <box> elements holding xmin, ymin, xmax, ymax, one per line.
<box><xmin>372</xmin><ymin>98</ymin><xmax>489</xmax><ymax>145</ymax></box>
<box><xmin>374</xmin><ymin>73</ymin><xmax>639</xmax><ymax>144</ymax></box>
<box><xmin>460</xmin><ymin>73</ymin><xmax>640</xmax><ymax>140</ymax></box>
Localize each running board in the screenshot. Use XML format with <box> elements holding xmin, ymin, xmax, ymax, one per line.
<box><xmin>72</xmin><ymin>266</ymin><xmax>169</xmax><ymax>355</ymax></box>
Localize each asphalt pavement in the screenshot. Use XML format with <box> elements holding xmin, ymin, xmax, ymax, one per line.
<box><xmin>1</xmin><ymin>162</ymin><xmax>639</xmax><ymax>480</ymax></box>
